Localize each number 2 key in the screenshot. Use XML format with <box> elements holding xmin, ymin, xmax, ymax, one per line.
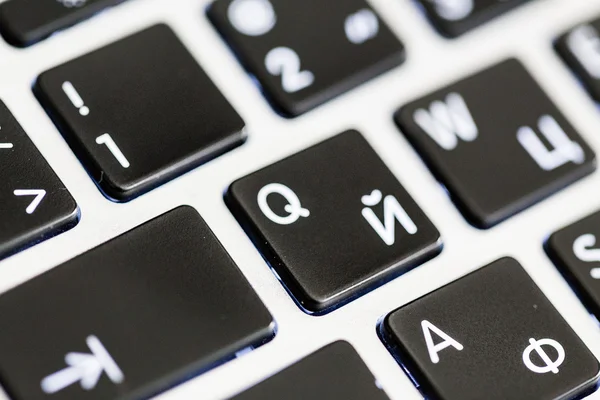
<box><xmin>208</xmin><ymin>0</ymin><xmax>405</xmax><ymax>117</ymax></box>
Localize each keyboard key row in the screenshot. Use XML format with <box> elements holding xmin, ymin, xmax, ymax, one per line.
<box><xmin>0</xmin><ymin>202</ymin><xmax>596</xmax><ymax>400</ymax></box>
<box><xmin>0</xmin><ymin>0</ymin><xmax>536</xmax><ymax>47</ymax></box>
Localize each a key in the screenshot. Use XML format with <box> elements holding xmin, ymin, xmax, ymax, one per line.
<box><xmin>226</xmin><ymin>130</ymin><xmax>441</xmax><ymax>313</ymax></box>
<box><xmin>0</xmin><ymin>100</ymin><xmax>78</xmax><ymax>260</ymax></box>
<box><xmin>556</xmin><ymin>18</ymin><xmax>600</xmax><ymax>104</ymax></box>
<box><xmin>416</xmin><ymin>0</ymin><xmax>532</xmax><ymax>37</ymax></box>
<box><xmin>208</xmin><ymin>0</ymin><xmax>405</xmax><ymax>117</ymax></box>
<box><xmin>231</xmin><ymin>341</ymin><xmax>389</xmax><ymax>400</ymax></box>
<box><xmin>34</xmin><ymin>24</ymin><xmax>246</xmax><ymax>202</ymax></box>
<box><xmin>395</xmin><ymin>59</ymin><xmax>595</xmax><ymax>228</ymax></box>
<box><xmin>381</xmin><ymin>257</ymin><xmax>600</xmax><ymax>400</ymax></box>
<box><xmin>547</xmin><ymin>210</ymin><xmax>600</xmax><ymax>320</ymax></box>
<box><xmin>0</xmin><ymin>206</ymin><xmax>274</xmax><ymax>400</ymax></box>
<box><xmin>0</xmin><ymin>0</ymin><xmax>125</xmax><ymax>47</ymax></box>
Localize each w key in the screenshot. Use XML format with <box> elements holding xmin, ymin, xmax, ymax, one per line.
<box><xmin>208</xmin><ymin>0</ymin><xmax>405</xmax><ymax>117</ymax></box>
<box><xmin>395</xmin><ymin>59</ymin><xmax>595</xmax><ymax>228</ymax></box>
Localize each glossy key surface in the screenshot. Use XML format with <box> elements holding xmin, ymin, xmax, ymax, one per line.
<box><xmin>382</xmin><ymin>257</ymin><xmax>600</xmax><ymax>400</ymax></box>
<box><xmin>556</xmin><ymin>17</ymin><xmax>600</xmax><ymax>103</ymax></box>
<box><xmin>208</xmin><ymin>0</ymin><xmax>405</xmax><ymax>117</ymax></box>
<box><xmin>547</xmin><ymin>210</ymin><xmax>600</xmax><ymax>320</ymax></box>
<box><xmin>231</xmin><ymin>341</ymin><xmax>389</xmax><ymax>400</ymax></box>
<box><xmin>416</xmin><ymin>0</ymin><xmax>532</xmax><ymax>37</ymax></box>
<box><xmin>0</xmin><ymin>100</ymin><xmax>78</xmax><ymax>260</ymax></box>
<box><xmin>0</xmin><ymin>206</ymin><xmax>274</xmax><ymax>400</ymax></box>
<box><xmin>35</xmin><ymin>24</ymin><xmax>246</xmax><ymax>202</ymax></box>
<box><xmin>226</xmin><ymin>130</ymin><xmax>441</xmax><ymax>313</ymax></box>
<box><xmin>395</xmin><ymin>59</ymin><xmax>595</xmax><ymax>228</ymax></box>
<box><xmin>0</xmin><ymin>0</ymin><xmax>125</xmax><ymax>47</ymax></box>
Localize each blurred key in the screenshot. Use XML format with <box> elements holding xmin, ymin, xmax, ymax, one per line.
<box><xmin>556</xmin><ymin>18</ymin><xmax>600</xmax><ymax>103</ymax></box>
<box><xmin>417</xmin><ymin>0</ymin><xmax>532</xmax><ymax>37</ymax></box>
<box><xmin>0</xmin><ymin>0</ymin><xmax>126</xmax><ymax>47</ymax></box>
<box><xmin>208</xmin><ymin>0</ymin><xmax>404</xmax><ymax>117</ymax></box>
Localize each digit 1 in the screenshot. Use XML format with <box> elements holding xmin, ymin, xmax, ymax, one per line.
<box><xmin>96</xmin><ymin>133</ymin><xmax>130</xmax><ymax>168</ymax></box>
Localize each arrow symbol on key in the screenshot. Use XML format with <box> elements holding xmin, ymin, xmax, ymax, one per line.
<box><xmin>0</xmin><ymin>143</ymin><xmax>13</xmax><ymax>149</ymax></box>
<box><xmin>13</xmin><ymin>189</ymin><xmax>46</xmax><ymax>214</ymax></box>
<box><xmin>41</xmin><ymin>335</ymin><xmax>124</xmax><ymax>394</ymax></box>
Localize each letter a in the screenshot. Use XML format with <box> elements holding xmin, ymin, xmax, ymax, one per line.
<box><xmin>421</xmin><ymin>320</ymin><xmax>464</xmax><ymax>364</ymax></box>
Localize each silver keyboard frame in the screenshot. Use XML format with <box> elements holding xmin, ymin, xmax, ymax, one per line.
<box><xmin>1</xmin><ymin>0</ymin><xmax>600</xmax><ymax>399</ymax></box>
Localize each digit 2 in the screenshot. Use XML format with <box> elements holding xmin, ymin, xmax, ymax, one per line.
<box><xmin>265</xmin><ymin>47</ymin><xmax>314</xmax><ymax>93</ymax></box>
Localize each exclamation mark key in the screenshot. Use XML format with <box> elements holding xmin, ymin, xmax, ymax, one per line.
<box><xmin>34</xmin><ymin>25</ymin><xmax>246</xmax><ymax>202</ymax></box>
<box><xmin>62</xmin><ymin>81</ymin><xmax>90</xmax><ymax>116</ymax></box>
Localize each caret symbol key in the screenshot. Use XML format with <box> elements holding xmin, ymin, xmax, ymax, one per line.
<box><xmin>522</xmin><ymin>337</ymin><xmax>565</xmax><ymax>374</ymax></box>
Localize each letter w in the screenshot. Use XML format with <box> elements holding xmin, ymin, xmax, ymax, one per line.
<box><xmin>413</xmin><ymin>92</ymin><xmax>478</xmax><ymax>150</ymax></box>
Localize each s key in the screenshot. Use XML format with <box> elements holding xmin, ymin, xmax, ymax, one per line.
<box><xmin>0</xmin><ymin>207</ymin><xmax>274</xmax><ymax>400</ymax></box>
<box><xmin>226</xmin><ymin>130</ymin><xmax>441</xmax><ymax>313</ymax></box>
<box><xmin>395</xmin><ymin>59</ymin><xmax>595</xmax><ymax>228</ymax></box>
<box><xmin>0</xmin><ymin>0</ymin><xmax>126</xmax><ymax>47</ymax></box>
<box><xmin>547</xmin><ymin>210</ymin><xmax>600</xmax><ymax>321</ymax></box>
<box><xmin>208</xmin><ymin>0</ymin><xmax>405</xmax><ymax>117</ymax></box>
<box><xmin>0</xmin><ymin>100</ymin><xmax>78</xmax><ymax>260</ymax></box>
<box><xmin>35</xmin><ymin>24</ymin><xmax>246</xmax><ymax>202</ymax></box>
<box><xmin>382</xmin><ymin>257</ymin><xmax>600</xmax><ymax>400</ymax></box>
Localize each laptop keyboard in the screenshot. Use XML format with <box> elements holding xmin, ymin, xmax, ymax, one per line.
<box><xmin>0</xmin><ymin>0</ymin><xmax>600</xmax><ymax>399</ymax></box>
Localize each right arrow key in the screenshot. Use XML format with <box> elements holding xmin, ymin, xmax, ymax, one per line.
<box><xmin>381</xmin><ymin>257</ymin><xmax>600</xmax><ymax>400</ymax></box>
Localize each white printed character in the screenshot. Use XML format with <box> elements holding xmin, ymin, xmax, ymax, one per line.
<box><xmin>361</xmin><ymin>189</ymin><xmax>417</xmax><ymax>246</ymax></box>
<box><xmin>517</xmin><ymin>115</ymin><xmax>584</xmax><ymax>171</ymax></box>
<box><xmin>413</xmin><ymin>92</ymin><xmax>478</xmax><ymax>150</ymax></box>
<box><xmin>567</xmin><ymin>25</ymin><xmax>600</xmax><ymax>79</ymax></box>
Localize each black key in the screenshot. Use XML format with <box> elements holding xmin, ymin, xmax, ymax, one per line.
<box><xmin>226</xmin><ymin>130</ymin><xmax>441</xmax><ymax>313</ymax></box>
<box><xmin>381</xmin><ymin>257</ymin><xmax>600</xmax><ymax>400</ymax></box>
<box><xmin>208</xmin><ymin>0</ymin><xmax>405</xmax><ymax>117</ymax></box>
<box><xmin>0</xmin><ymin>100</ymin><xmax>78</xmax><ymax>260</ymax></box>
<box><xmin>231</xmin><ymin>341</ymin><xmax>389</xmax><ymax>400</ymax></box>
<box><xmin>547</xmin><ymin>210</ymin><xmax>600</xmax><ymax>319</ymax></box>
<box><xmin>395</xmin><ymin>59</ymin><xmax>595</xmax><ymax>229</ymax></box>
<box><xmin>34</xmin><ymin>24</ymin><xmax>245</xmax><ymax>202</ymax></box>
<box><xmin>0</xmin><ymin>0</ymin><xmax>125</xmax><ymax>47</ymax></box>
<box><xmin>556</xmin><ymin>18</ymin><xmax>600</xmax><ymax>103</ymax></box>
<box><xmin>416</xmin><ymin>0</ymin><xmax>531</xmax><ymax>37</ymax></box>
<box><xmin>0</xmin><ymin>206</ymin><xmax>274</xmax><ymax>400</ymax></box>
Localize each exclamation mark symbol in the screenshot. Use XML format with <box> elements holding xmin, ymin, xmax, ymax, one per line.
<box><xmin>62</xmin><ymin>81</ymin><xmax>90</xmax><ymax>116</ymax></box>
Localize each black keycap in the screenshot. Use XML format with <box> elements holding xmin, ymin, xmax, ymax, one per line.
<box><xmin>208</xmin><ymin>0</ymin><xmax>405</xmax><ymax>117</ymax></box>
<box><xmin>395</xmin><ymin>59</ymin><xmax>595</xmax><ymax>229</ymax></box>
<box><xmin>0</xmin><ymin>206</ymin><xmax>274</xmax><ymax>400</ymax></box>
<box><xmin>547</xmin><ymin>210</ymin><xmax>600</xmax><ymax>320</ymax></box>
<box><xmin>231</xmin><ymin>341</ymin><xmax>389</xmax><ymax>400</ymax></box>
<box><xmin>556</xmin><ymin>18</ymin><xmax>600</xmax><ymax>103</ymax></box>
<box><xmin>416</xmin><ymin>0</ymin><xmax>531</xmax><ymax>37</ymax></box>
<box><xmin>0</xmin><ymin>100</ymin><xmax>78</xmax><ymax>260</ymax></box>
<box><xmin>34</xmin><ymin>24</ymin><xmax>246</xmax><ymax>202</ymax></box>
<box><xmin>0</xmin><ymin>0</ymin><xmax>125</xmax><ymax>47</ymax></box>
<box><xmin>226</xmin><ymin>130</ymin><xmax>441</xmax><ymax>313</ymax></box>
<box><xmin>381</xmin><ymin>257</ymin><xmax>600</xmax><ymax>400</ymax></box>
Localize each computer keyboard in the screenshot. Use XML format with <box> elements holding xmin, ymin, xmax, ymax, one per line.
<box><xmin>0</xmin><ymin>0</ymin><xmax>600</xmax><ymax>399</ymax></box>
